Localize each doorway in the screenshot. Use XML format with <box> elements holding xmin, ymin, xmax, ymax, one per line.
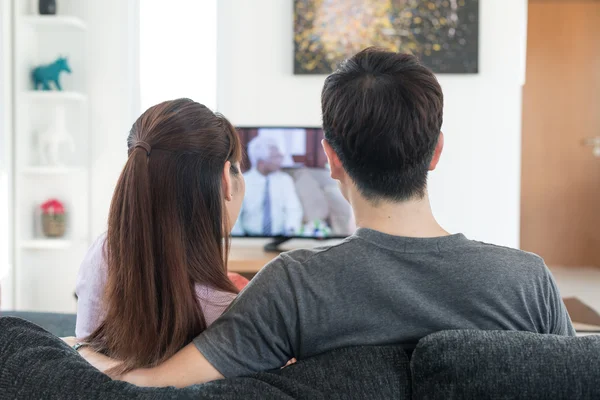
<box><xmin>521</xmin><ymin>0</ymin><xmax>600</xmax><ymax>268</ymax></box>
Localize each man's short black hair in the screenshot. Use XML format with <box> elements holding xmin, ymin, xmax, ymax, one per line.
<box><xmin>322</xmin><ymin>47</ymin><xmax>443</xmax><ymax>202</ymax></box>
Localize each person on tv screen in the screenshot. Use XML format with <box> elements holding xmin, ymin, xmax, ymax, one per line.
<box><xmin>232</xmin><ymin>135</ymin><xmax>303</xmax><ymax>236</ymax></box>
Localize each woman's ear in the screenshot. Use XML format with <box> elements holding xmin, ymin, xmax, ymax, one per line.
<box><xmin>222</xmin><ymin>161</ymin><xmax>233</xmax><ymax>201</ymax></box>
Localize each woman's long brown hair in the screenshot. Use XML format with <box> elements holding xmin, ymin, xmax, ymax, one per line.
<box><xmin>84</xmin><ymin>99</ymin><xmax>242</xmax><ymax>373</ymax></box>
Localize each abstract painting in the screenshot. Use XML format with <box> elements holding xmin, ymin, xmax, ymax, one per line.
<box><xmin>294</xmin><ymin>0</ymin><xmax>479</xmax><ymax>74</ymax></box>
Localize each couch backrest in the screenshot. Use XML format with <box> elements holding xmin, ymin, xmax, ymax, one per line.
<box><xmin>411</xmin><ymin>330</ymin><xmax>600</xmax><ymax>400</ymax></box>
<box><xmin>0</xmin><ymin>316</ymin><xmax>413</xmax><ymax>399</ymax></box>
<box><xmin>3</xmin><ymin>314</ymin><xmax>599</xmax><ymax>399</ymax></box>
<box><xmin>0</xmin><ymin>311</ymin><xmax>76</xmax><ymax>337</ymax></box>
<box><xmin>273</xmin><ymin>345</ymin><xmax>411</xmax><ymax>399</ymax></box>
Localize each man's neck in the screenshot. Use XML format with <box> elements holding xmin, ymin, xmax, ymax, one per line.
<box><xmin>350</xmin><ymin>191</ymin><xmax>448</xmax><ymax>238</ymax></box>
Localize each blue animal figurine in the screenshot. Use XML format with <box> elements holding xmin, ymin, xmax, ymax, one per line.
<box><xmin>32</xmin><ymin>57</ymin><xmax>72</xmax><ymax>91</ymax></box>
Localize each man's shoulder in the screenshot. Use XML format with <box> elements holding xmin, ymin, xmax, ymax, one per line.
<box><xmin>247</xmin><ymin>239</ymin><xmax>358</xmax><ymax>292</ymax></box>
<box><xmin>468</xmin><ymin>240</ymin><xmax>545</xmax><ymax>264</ymax></box>
<box><xmin>274</xmin><ymin>237</ymin><xmax>360</xmax><ymax>269</ymax></box>
<box><xmin>462</xmin><ymin>240</ymin><xmax>549</xmax><ymax>280</ymax></box>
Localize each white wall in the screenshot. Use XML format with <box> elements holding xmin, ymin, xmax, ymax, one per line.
<box><xmin>84</xmin><ymin>0</ymin><xmax>140</xmax><ymax>239</ymax></box>
<box><xmin>218</xmin><ymin>0</ymin><xmax>527</xmax><ymax>248</ymax></box>
<box><xmin>140</xmin><ymin>0</ymin><xmax>217</xmax><ymax>111</ymax></box>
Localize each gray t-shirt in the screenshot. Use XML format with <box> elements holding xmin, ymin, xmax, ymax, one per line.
<box><xmin>194</xmin><ymin>228</ymin><xmax>575</xmax><ymax>377</ymax></box>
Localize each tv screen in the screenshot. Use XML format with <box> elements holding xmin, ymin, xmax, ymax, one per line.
<box><xmin>233</xmin><ymin>127</ymin><xmax>356</xmax><ymax>239</ymax></box>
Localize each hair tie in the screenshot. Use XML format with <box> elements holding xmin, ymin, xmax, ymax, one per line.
<box><xmin>134</xmin><ymin>141</ymin><xmax>152</xmax><ymax>156</ymax></box>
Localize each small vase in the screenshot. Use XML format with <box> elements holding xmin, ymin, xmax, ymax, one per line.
<box><xmin>39</xmin><ymin>0</ymin><xmax>57</xmax><ymax>15</ymax></box>
<box><xmin>42</xmin><ymin>213</ymin><xmax>66</xmax><ymax>237</ymax></box>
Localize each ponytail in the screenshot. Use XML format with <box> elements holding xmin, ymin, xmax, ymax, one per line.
<box><xmin>86</xmin><ymin>147</ymin><xmax>204</xmax><ymax>373</ymax></box>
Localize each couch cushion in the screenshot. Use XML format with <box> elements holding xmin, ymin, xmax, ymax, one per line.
<box><xmin>273</xmin><ymin>345</ymin><xmax>411</xmax><ymax>399</ymax></box>
<box><xmin>411</xmin><ymin>330</ymin><xmax>600</xmax><ymax>400</ymax></box>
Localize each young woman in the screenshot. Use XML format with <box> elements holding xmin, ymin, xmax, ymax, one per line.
<box><xmin>74</xmin><ymin>98</ymin><xmax>246</xmax><ymax>374</ymax></box>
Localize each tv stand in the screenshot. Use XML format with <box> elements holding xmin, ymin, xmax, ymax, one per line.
<box><xmin>263</xmin><ymin>237</ymin><xmax>291</xmax><ymax>253</ymax></box>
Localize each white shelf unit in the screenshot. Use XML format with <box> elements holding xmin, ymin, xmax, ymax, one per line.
<box><xmin>25</xmin><ymin>90</ymin><xmax>87</xmax><ymax>102</ymax></box>
<box><xmin>21</xmin><ymin>15</ymin><xmax>87</xmax><ymax>31</ymax></box>
<box><xmin>1</xmin><ymin>0</ymin><xmax>14</xmax><ymax>310</ymax></box>
<box><xmin>12</xmin><ymin>0</ymin><xmax>91</xmax><ymax>313</ymax></box>
<box><xmin>19</xmin><ymin>240</ymin><xmax>73</xmax><ymax>250</ymax></box>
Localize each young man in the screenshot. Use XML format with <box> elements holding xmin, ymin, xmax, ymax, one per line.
<box><xmin>78</xmin><ymin>48</ymin><xmax>575</xmax><ymax>386</ymax></box>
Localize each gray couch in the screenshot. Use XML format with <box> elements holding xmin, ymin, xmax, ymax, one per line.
<box><xmin>1</xmin><ymin>311</ymin><xmax>77</xmax><ymax>337</ymax></box>
<box><xmin>0</xmin><ymin>314</ymin><xmax>599</xmax><ymax>399</ymax></box>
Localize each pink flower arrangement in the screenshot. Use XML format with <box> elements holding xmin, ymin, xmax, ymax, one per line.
<box><xmin>40</xmin><ymin>199</ymin><xmax>65</xmax><ymax>215</ymax></box>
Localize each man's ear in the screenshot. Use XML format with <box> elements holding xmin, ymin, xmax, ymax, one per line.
<box><xmin>429</xmin><ymin>132</ymin><xmax>444</xmax><ymax>171</ymax></box>
<box><xmin>322</xmin><ymin>140</ymin><xmax>344</xmax><ymax>180</ymax></box>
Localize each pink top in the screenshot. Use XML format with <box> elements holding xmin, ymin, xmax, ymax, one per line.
<box><xmin>75</xmin><ymin>234</ymin><xmax>238</xmax><ymax>338</ymax></box>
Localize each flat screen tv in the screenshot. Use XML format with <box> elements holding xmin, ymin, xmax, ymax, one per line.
<box><xmin>233</xmin><ymin>127</ymin><xmax>355</xmax><ymax>251</ymax></box>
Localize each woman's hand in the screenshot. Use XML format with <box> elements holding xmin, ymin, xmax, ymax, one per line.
<box><xmin>61</xmin><ymin>336</ymin><xmax>78</xmax><ymax>347</ymax></box>
<box><xmin>61</xmin><ymin>337</ymin><xmax>122</xmax><ymax>377</ymax></box>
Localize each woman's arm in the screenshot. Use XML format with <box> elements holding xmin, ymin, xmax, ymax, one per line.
<box><xmin>75</xmin><ymin>234</ymin><xmax>108</xmax><ymax>338</ymax></box>
<box><xmin>62</xmin><ymin>336</ymin><xmax>121</xmax><ymax>371</ymax></box>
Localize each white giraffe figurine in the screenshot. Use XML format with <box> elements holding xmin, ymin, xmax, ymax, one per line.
<box><xmin>38</xmin><ymin>105</ymin><xmax>75</xmax><ymax>166</ymax></box>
